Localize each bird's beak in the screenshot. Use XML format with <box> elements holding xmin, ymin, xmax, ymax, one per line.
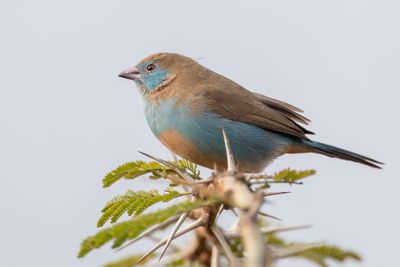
<box><xmin>119</xmin><ymin>66</ymin><xmax>141</xmax><ymax>81</ymax></box>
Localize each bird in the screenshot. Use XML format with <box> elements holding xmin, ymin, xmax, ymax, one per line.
<box><xmin>119</xmin><ymin>52</ymin><xmax>382</xmax><ymax>172</ymax></box>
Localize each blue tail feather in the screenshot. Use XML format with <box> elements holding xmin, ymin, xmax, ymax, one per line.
<box><xmin>303</xmin><ymin>140</ymin><xmax>383</xmax><ymax>169</ymax></box>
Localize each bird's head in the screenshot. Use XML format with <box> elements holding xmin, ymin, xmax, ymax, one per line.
<box><xmin>119</xmin><ymin>53</ymin><xmax>195</xmax><ymax>94</ymax></box>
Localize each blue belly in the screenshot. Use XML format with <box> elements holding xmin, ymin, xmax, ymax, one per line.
<box><xmin>143</xmin><ymin>98</ymin><xmax>292</xmax><ymax>171</ymax></box>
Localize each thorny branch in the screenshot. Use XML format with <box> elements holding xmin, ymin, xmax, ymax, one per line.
<box><xmin>78</xmin><ymin>122</ymin><xmax>365</xmax><ymax>267</ymax></box>
<box><xmin>120</xmin><ymin>128</ymin><xmax>312</xmax><ymax>267</ymax></box>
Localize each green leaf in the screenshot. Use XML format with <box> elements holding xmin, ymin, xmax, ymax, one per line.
<box><xmin>103</xmin><ymin>254</ymin><xmax>155</xmax><ymax>267</ymax></box>
<box><xmin>229</xmin><ymin>237</ymin><xmax>244</xmax><ymax>257</ymax></box>
<box><xmin>265</xmin><ymin>232</ymin><xmax>286</xmax><ymax>246</ymax></box>
<box><xmin>272</xmin><ymin>168</ymin><xmax>316</xmax><ymax>183</ymax></box>
<box><xmin>266</xmin><ymin>232</ymin><xmax>361</xmax><ymax>267</ymax></box>
<box><xmin>78</xmin><ymin>198</ymin><xmax>217</xmax><ymax>258</ymax></box>
<box><xmin>166</xmin><ymin>258</ymin><xmax>185</xmax><ymax>266</ymax></box>
<box><xmin>97</xmin><ymin>189</ymin><xmax>187</xmax><ymax>227</ymax></box>
<box><xmin>103</xmin><ymin>161</ymin><xmax>168</xmax><ymax>187</ymax></box>
<box><xmin>296</xmin><ymin>245</ymin><xmax>361</xmax><ymax>267</ymax></box>
<box><xmin>174</xmin><ymin>159</ymin><xmax>201</xmax><ymax>179</ymax></box>
<box><xmin>103</xmin><ymin>160</ymin><xmax>201</xmax><ymax>187</ymax></box>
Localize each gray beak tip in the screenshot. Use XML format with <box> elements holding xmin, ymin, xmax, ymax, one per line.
<box><xmin>119</xmin><ymin>66</ymin><xmax>141</xmax><ymax>81</ymax></box>
<box><xmin>118</xmin><ymin>72</ymin><xmax>127</xmax><ymax>78</ymax></box>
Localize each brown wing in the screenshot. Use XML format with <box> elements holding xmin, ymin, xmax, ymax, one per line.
<box><xmin>252</xmin><ymin>93</ymin><xmax>314</xmax><ymax>135</ymax></box>
<box><xmin>195</xmin><ymin>73</ymin><xmax>313</xmax><ymax>140</ymax></box>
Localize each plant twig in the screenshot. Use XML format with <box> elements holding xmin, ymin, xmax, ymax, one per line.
<box><xmin>239</xmin><ymin>192</ymin><xmax>273</xmax><ymax>267</ymax></box>
<box><xmin>248</xmin><ymin>179</ymin><xmax>303</xmax><ymax>185</ymax></box>
<box><xmin>211</xmin><ymin>245</ymin><xmax>220</xmax><ymax>267</ymax></box>
<box><xmin>187</xmin><ymin>179</ymin><xmax>213</xmax><ymax>185</ymax></box>
<box><xmin>243</xmin><ymin>173</ymin><xmax>270</xmax><ymax>181</ymax></box>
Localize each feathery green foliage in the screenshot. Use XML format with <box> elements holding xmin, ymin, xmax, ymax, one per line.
<box><xmin>103</xmin><ymin>160</ymin><xmax>201</xmax><ymax>187</ymax></box>
<box><xmin>103</xmin><ymin>254</ymin><xmax>155</xmax><ymax>267</ymax></box>
<box><xmin>98</xmin><ymin>189</ymin><xmax>187</xmax><ymax>227</ymax></box>
<box><xmin>266</xmin><ymin>233</ymin><xmax>361</xmax><ymax>266</ymax></box>
<box><xmin>174</xmin><ymin>159</ymin><xmax>201</xmax><ymax>179</ymax></box>
<box><xmin>102</xmin><ymin>161</ymin><xmax>169</xmax><ymax>187</ymax></box>
<box><xmin>78</xmin><ymin>198</ymin><xmax>217</xmax><ymax>258</ymax></box>
<box><xmin>228</xmin><ymin>218</ymin><xmax>361</xmax><ymax>267</ymax></box>
<box><xmin>80</xmin><ymin>156</ymin><xmax>360</xmax><ymax>267</ymax></box>
<box><xmin>166</xmin><ymin>258</ymin><xmax>185</xmax><ymax>266</ymax></box>
<box><xmin>298</xmin><ymin>245</ymin><xmax>361</xmax><ymax>267</ymax></box>
<box><xmin>230</xmin><ymin>237</ymin><xmax>244</xmax><ymax>257</ymax></box>
<box><xmin>271</xmin><ymin>168</ymin><xmax>316</xmax><ymax>183</ymax></box>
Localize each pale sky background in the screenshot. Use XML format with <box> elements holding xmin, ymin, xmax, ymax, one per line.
<box><xmin>0</xmin><ymin>0</ymin><xmax>399</xmax><ymax>266</ymax></box>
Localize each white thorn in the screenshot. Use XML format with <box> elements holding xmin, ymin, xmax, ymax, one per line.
<box><xmin>158</xmin><ymin>212</ymin><xmax>188</xmax><ymax>261</ymax></box>
<box><xmin>231</xmin><ymin>208</ymin><xmax>238</xmax><ymax>217</ymax></box>
<box><xmin>171</xmin><ymin>152</ymin><xmax>178</xmax><ymax>162</ymax></box>
<box><xmin>213</xmin><ymin>162</ymin><xmax>218</xmax><ymax>174</ymax></box>
<box><xmin>258</xmin><ymin>211</ymin><xmax>281</xmax><ymax>221</ymax></box>
<box><xmin>261</xmin><ymin>225</ymin><xmax>312</xmax><ymax>235</ymax></box>
<box><xmin>263</xmin><ymin>191</ymin><xmax>291</xmax><ymax>197</ymax></box>
<box><xmin>214</xmin><ymin>204</ymin><xmax>225</xmax><ymax>224</ymax></box>
<box><xmin>136</xmin><ymin>217</ymin><xmax>204</xmax><ymax>264</ymax></box>
<box><xmin>221</xmin><ymin>128</ymin><xmax>236</xmax><ymax>173</ymax></box>
<box><xmin>115</xmin><ymin>215</ymin><xmax>180</xmax><ymax>251</ymax></box>
<box><xmin>146</xmin><ymin>235</ymin><xmax>180</xmax><ymax>252</ymax></box>
<box><xmin>211</xmin><ymin>225</ymin><xmax>237</xmax><ymax>264</ymax></box>
<box><xmin>224</xmin><ymin>225</ymin><xmax>312</xmax><ymax>239</ymax></box>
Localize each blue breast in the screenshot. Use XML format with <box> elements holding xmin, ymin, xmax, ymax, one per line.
<box><xmin>143</xmin><ymin>97</ymin><xmax>292</xmax><ymax>169</ymax></box>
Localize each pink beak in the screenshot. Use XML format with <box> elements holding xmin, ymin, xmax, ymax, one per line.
<box><xmin>119</xmin><ymin>66</ymin><xmax>141</xmax><ymax>81</ymax></box>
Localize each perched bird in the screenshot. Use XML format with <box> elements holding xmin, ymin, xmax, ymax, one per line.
<box><xmin>119</xmin><ymin>53</ymin><xmax>382</xmax><ymax>172</ymax></box>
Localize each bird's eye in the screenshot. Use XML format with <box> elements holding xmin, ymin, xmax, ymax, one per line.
<box><xmin>146</xmin><ymin>64</ymin><xmax>156</xmax><ymax>72</ymax></box>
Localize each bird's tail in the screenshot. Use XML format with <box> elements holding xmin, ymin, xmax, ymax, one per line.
<box><xmin>302</xmin><ymin>140</ymin><xmax>383</xmax><ymax>169</ymax></box>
